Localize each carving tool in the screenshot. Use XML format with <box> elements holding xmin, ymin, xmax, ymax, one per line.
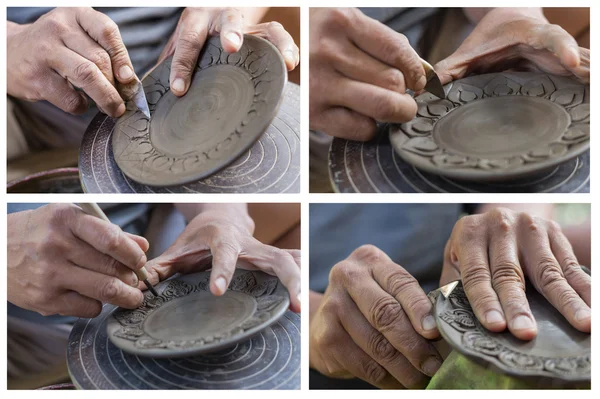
<box><xmin>427</xmin><ymin>280</ymin><xmax>459</xmax><ymax>304</ymax></box>
<box><xmin>77</xmin><ymin>203</ymin><xmax>158</xmax><ymax>297</ymax></box>
<box><xmin>116</xmin><ymin>78</ymin><xmax>151</xmax><ymax>119</ymax></box>
<box><xmin>420</xmin><ymin>58</ymin><xmax>446</xmax><ymax>99</ymax></box>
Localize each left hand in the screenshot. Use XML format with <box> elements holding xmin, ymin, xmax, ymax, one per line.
<box><xmin>435</xmin><ymin>8</ymin><xmax>589</xmax><ymax>85</ymax></box>
<box><xmin>441</xmin><ymin>207</ymin><xmax>591</xmax><ymax>341</ymax></box>
<box><xmin>142</xmin><ymin>210</ymin><xmax>301</xmax><ymax>312</ymax></box>
<box><xmin>158</xmin><ymin>7</ymin><xmax>299</xmax><ymax>96</ymax></box>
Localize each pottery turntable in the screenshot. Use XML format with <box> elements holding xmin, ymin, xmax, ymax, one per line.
<box><xmin>67</xmin><ymin>270</ymin><xmax>300</xmax><ymax>389</ymax></box>
<box><xmin>78</xmin><ymin>35</ymin><xmax>299</xmax><ymax>193</ymax></box>
<box><xmin>328</xmin><ymin>72</ymin><xmax>589</xmax><ymax>193</ymax></box>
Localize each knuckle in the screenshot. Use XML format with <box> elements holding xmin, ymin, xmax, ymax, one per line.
<box><xmin>371</xmin><ymin>297</ymin><xmax>404</xmax><ymax>332</ymax></box>
<box><xmin>48</xmin><ymin>203</ymin><xmax>78</xmax><ymax>226</ymax></box>
<box><xmin>326</xmin><ymin>8</ymin><xmax>355</xmax><ymax>29</ymax></box>
<box><xmin>517</xmin><ymin>212</ymin><xmax>537</xmax><ymax>230</ymax></box>
<box><xmin>361</xmin><ymin>359</ymin><xmax>388</xmax><ymax>386</ymax></box>
<box><xmin>43</xmin><ymin>16</ymin><xmax>68</xmax><ymax>34</ymax></box>
<box><xmin>386</xmin><ymin>269</ymin><xmax>415</xmax><ymax>294</ymax></box>
<box><xmin>460</xmin><ymin>262</ymin><xmax>490</xmax><ymax>289</ymax></box>
<box><xmin>179</xmin><ymin>30</ymin><xmax>203</xmax><ymax>49</ymax></box>
<box><xmin>329</xmin><ymin>261</ymin><xmax>360</xmax><ymax>285</ymax></box>
<box><xmin>90</xmin><ymin>50</ymin><xmax>111</xmax><ymax>72</ymax></box>
<box><xmin>488</xmin><ymin>207</ymin><xmax>514</xmax><ymax>232</ymax></box>
<box><xmin>101</xmin><ymin>227</ymin><xmax>122</xmax><ymax>253</ymax></box>
<box><xmin>100</xmin><ymin>279</ymin><xmax>121</xmax><ymax>301</ymax></box>
<box><xmin>101</xmin><ymin>19</ymin><xmax>120</xmax><ymax>41</ymax></box>
<box><xmin>491</xmin><ymin>261</ymin><xmax>524</xmax><ymax>291</ymax></box>
<box><xmin>547</xmin><ymin>220</ymin><xmax>561</xmax><ymax>232</ymax></box>
<box><xmin>367</xmin><ymin>332</ymin><xmax>397</xmax><ymax>363</ymax></box>
<box><xmin>382</xmin><ymin>69</ymin><xmax>405</xmax><ymax>91</ymax></box>
<box><xmin>266</xmin><ymin>21</ymin><xmax>284</xmax><ymax>32</ymax></box>
<box><xmin>62</xmin><ymin>93</ymin><xmax>85</xmax><ymax>114</ymax></box>
<box><xmin>351</xmin><ymin>244</ymin><xmax>384</xmax><ymax>262</ymax></box>
<box><xmin>535</xmin><ymin>259</ymin><xmax>564</xmax><ymax>289</ymax></box>
<box><xmin>74</xmin><ymin>61</ymin><xmax>99</xmax><ymax>85</ymax></box>
<box><xmin>562</xmin><ymin>259</ymin><xmax>583</xmax><ymax>279</ymax></box>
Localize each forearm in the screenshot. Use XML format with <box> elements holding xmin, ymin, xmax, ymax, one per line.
<box><xmin>175</xmin><ymin>203</ymin><xmax>254</xmax><ymax>233</ymax></box>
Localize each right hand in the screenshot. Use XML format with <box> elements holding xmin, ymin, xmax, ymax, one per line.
<box><xmin>309</xmin><ymin>8</ymin><xmax>425</xmax><ymax>141</ymax></box>
<box><xmin>310</xmin><ymin>245</ymin><xmax>442</xmax><ymax>389</ymax></box>
<box><xmin>7</xmin><ymin>204</ymin><xmax>149</xmax><ymax>318</ymax></box>
<box><xmin>7</xmin><ymin>7</ymin><xmax>137</xmax><ymax>117</ymax></box>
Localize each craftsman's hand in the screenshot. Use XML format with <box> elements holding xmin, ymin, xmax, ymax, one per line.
<box><xmin>310</xmin><ymin>8</ymin><xmax>426</xmax><ymax>141</ymax></box>
<box><xmin>7</xmin><ymin>204</ymin><xmax>149</xmax><ymax>318</ymax></box>
<box><xmin>158</xmin><ymin>7</ymin><xmax>299</xmax><ymax>96</ymax></box>
<box><xmin>441</xmin><ymin>208</ymin><xmax>591</xmax><ymax>341</ymax></box>
<box><xmin>143</xmin><ymin>209</ymin><xmax>301</xmax><ymax>312</ymax></box>
<box><xmin>310</xmin><ymin>245</ymin><xmax>441</xmax><ymax>389</ymax></box>
<box><xmin>7</xmin><ymin>7</ymin><xmax>138</xmax><ymax>117</ymax></box>
<box><xmin>435</xmin><ymin>8</ymin><xmax>590</xmax><ymax>84</ymax></box>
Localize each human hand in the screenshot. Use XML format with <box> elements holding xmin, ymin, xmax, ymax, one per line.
<box><xmin>158</xmin><ymin>7</ymin><xmax>299</xmax><ymax>96</ymax></box>
<box><xmin>310</xmin><ymin>245</ymin><xmax>441</xmax><ymax>389</ymax></box>
<box><xmin>7</xmin><ymin>204</ymin><xmax>149</xmax><ymax>318</ymax></box>
<box><xmin>143</xmin><ymin>208</ymin><xmax>301</xmax><ymax>312</ymax></box>
<box><xmin>7</xmin><ymin>7</ymin><xmax>137</xmax><ymax>117</ymax></box>
<box><xmin>435</xmin><ymin>8</ymin><xmax>589</xmax><ymax>85</ymax></box>
<box><xmin>441</xmin><ymin>207</ymin><xmax>591</xmax><ymax>341</ymax></box>
<box><xmin>309</xmin><ymin>8</ymin><xmax>426</xmax><ymax>141</ymax></box>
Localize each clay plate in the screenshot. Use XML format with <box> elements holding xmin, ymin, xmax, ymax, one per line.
<box><xmin>112</xmin><ymin>35</ymin><xmax>287</xmax><ymax>186</ymax></box>
<box><xmin>390</xmin><ymin>72</ymin><xmax>589</xmax><ymax>181</ymax></box>
<box><xmin>432</xmin><ymin>280</ymin><xmax>590</xmax><ymax>382</ymax></box>
<box><xmin>106</xmin><ymin>269</ymin><xmax>289</xmax><ymax>358</ymax></box>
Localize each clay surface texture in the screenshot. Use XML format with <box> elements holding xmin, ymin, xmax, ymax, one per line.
<box><xmin>434</xmin><ymin>281</ymin><xmax>590</xmax><ymax>381</ymax></box>
<box><xmin>79</xmin><ymin>83</ymin><xmax>299</xmax><ymax>193</ymax></box>
<box><xmin>390</xmin><ymin>72</ymin><xmax>589</xmax><ymax>181</ymax></box>
<box><xmin>106</xmin><ymin>270</ymin><xmax>289</xmax><ymax>358</ymax></box>
<box><xmin>112</xmin><ymin>35</ymin><xmax>286</xmax><ymax>186</ymax></box>
<box><xmin>328</xmin><ymin>125</ymin><xmax>589</xmax><ymax>193</ymax></box>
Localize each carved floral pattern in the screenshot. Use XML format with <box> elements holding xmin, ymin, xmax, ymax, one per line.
<box><xmin>397</xmin><ymin>74</ymin><xmax>590</xmax><ymax>171</ymax></box>
<box><xmin>111</xmin><ymin>272</ymin><xmax>285</xmax><ymax>350</ymax></box>
<box><xmin>440</xmin><ymin>284</ymin><xmax>590</xmax><ymax>378</ymax></box>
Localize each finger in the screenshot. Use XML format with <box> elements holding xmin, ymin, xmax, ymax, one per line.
<box><xmin>49</xmin><ymin>48</ymin><xmax>125</xmax><ymax>117</ymax></box>
<box><xmin>124</xmin><ymin>232</ymin><xmax>150</xmax><ymax>253</ymax></box>
<box><xmin>246</xmin><ymin>22</ymin><xmax>299</xmax><ymax>70</ymax></box>
<box><xmin>330</xmin><ymin>78</ymin><xmax>417</xmax><ymax>123</ymax></box>
<box><xmin>242</xmin><ymin>240</ymin><xmax>301</xmax><ymax>312</ymax></box>
<box><xmin>488</xmin><ymin>213</ymin><xmax>535</xmax><ymax>340</ymax></box>
<box><xmin>40</xmin><ymin>70</ymin><xmax>89</xmax><ymax>115</ymax></box>
<box><xmin>56</xmin><ymin>291</ymin><xmax>102</xmax><ymax>318</ymax></box>
<box><xmin>549</xmin><ymin>229</ymin><xmax>591</xmax><ymax>307</ymax></box>
<box><xmin>170</xmin><ymin>10</ymin><xmax>210</xmax><ymax>96</ymax></box>
<box><xmin>536</xmin><ymin>24</ymin><xmax>581</xmax><ymax>69</ymax></box>
<box><xmin>453</xmin><ymin>221</ymin><xmax>506</xmax><ymax>332</ymax></box>
<box><xmin>313</xmin><ymin>107</ymin><xmax>377</xmax><ymax>141</ymax></box>
<box><xmin>70</xmin><ymin>214</ymin><xmax>147</xmax><ymax>271</ymax></box>
<box><xmin>208</xmin><ymin>241</ymin><xmax>239</xmax><ymax>296</ymax></box>
<box><xmin>67</xmin><ymin>239</ymin><xmax>138</xmax><ymax>287</ymax></box>
<box><xmin>338</xmin><ymin>292</ymin><xmax>432</xmax><ymax>385</ymax></box>
<box><xmin>76</xmin><ymin>7</ymin><xmax>137</xmax><ymax>83</ymax></box>
<box><xmin>369</xmin><ymin>257</ymin><xmax>439</xmax><ymax>339</ymax></box>
<box><xmin>62</xmin><ymin>265</ymin><xmax>143</xmax><ymax>309</ymax></box>
<box><xmin>332</xmin><ymin>42</ymin><xmax>406</xmax><ymax>93</ymax></box>
<box><xmin>219</xmin><ymin>8</ymin><xmax>244</xmax><ymax>53</ymax></box>
<box><xmin>62</xmin><ymin>32</ymin><xmax>115</xmax><ymax>85</ymax></box>
<box><xmin>434</xmin><ymin>55</ymin><xmax>469</xmax><ymax>85</ymax></box>
<box><xmin>284</xmin><ymin>249</ymin><xmax>301</xmax><ymax>268</ymax></box>
<box><xmin>348</xmin><ymin>15</ymin><xmax>425</xmax><ymax>90</ymax></box>
<box><xmin>519</xmin><ymin>216</ymin><xmax>591</xmax><ymax>333</ymax></box>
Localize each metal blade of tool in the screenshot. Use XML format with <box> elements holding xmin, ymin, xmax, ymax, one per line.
<box><xmin>116</xmin><ymin>79</ymin><xmax>151</xmax><ymax>119</ymax></box>
<box><xmin>421</xmin><ymin>58</ymin><xmax>446</xmax><ymax>99</ymax></box>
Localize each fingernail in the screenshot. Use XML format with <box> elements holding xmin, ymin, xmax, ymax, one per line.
<box><xmin>512</xmin><ymin>315</ymin><xmax>535</xmax><ymax>331</ymax></box>
<box><xmin>225</xmin><ymin>32</ymin><xmax>241</xmax><ymax>48</ymax></box>
<box><xmin>422</xmin><ymin>315</ymin><xmax>437</xmax><ymax>331</ymax></box>
<box><xmin>131</xmin><ymin>273</ymin><xmax>139</xmax><ymax>287</ymax></box>
<box><xmin>485</xmin><ymin>310</ymin><xmax>504</xmax><ymax>325</ymax></box>
<box><xmin>416</xmin><ymin>75</ymin><xmax>427</xmax><ymax>90</ymax></box>
<box><xmin>422</xmin><ymin>357</ymin><xmax>442</xmax><ymax>377</ymax></box>
<box><xmin>215</xmin><ymin>277</ymin><xmax>227</xmax><ymax>295</ymax></box>
<box><xmin>136</xmin><ymin>254</ymin><xmax>147</xmax><ymax>270</ymax></box>
<box><xmin>574</xmin><ymin>308</ymin><xmax>591</xmax><ymax>322</ymax></box>
<box><xmin>119</xmin><ymin>65</ymin><xmax>133</xmax><ymax>80</ymax></box>
<box><xmin>284</xmin><ymin>49</ymin><xmax>296</xmax><ymax>64</ymax></box>
<box><xmin>172</xmin><ymin>78</ymin><xmax>185</xmax><ymax>93</ymax></box>
<box><xmin>116</xmin><ymin>103</ymin><xmax>126</xmax><ymax>117</ymax></box>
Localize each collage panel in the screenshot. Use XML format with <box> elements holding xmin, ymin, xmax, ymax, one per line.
<box><xmin>309</xmin><ymin>203</ymin><xmax>590</xmax><ymax>389</ymax></box>
<box><xmin>7</xmin><ymin>7</ymin><xmax>300</xmax><ymax>193</ymax></box>
<box><xmin>309</xmin><ymin>7</ymin><xmax>589</xmax><ymax>193</ymax></box>
<box><xmin>7</xmin><ymin>202</ymin><xmax>300</xmax><ymax>389</ymax></box>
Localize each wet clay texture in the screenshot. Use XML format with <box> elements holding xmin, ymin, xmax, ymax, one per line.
<box><xmin>432</xmin><ymin>280</ymin><xmax>590</xmax><ymax>382</ymax></box>
<box><xmin>389</xmin><ymin>72</ymin><xmax>589</xmax><ymax>181</ymax></box>
<box><xmin>79</xmin><ymin>83</ymin><xmax>299</xmax><ymax>193</ymax></box>
<box><xmin>67</xmin><ymin>271</ymin><xmax>299</xmax><ymax>389</ymax></box>
<box><xmin>328</xmin><ymin>125</ymin><xmax>589</xmax><ymax>193</ymax></box>
<box><xmin>111</xmin><ymin>35</ymin><xmax>287</xmax><ymax>186</ymax></box>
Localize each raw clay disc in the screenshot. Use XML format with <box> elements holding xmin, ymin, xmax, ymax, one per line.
<box><xmin>433</xmin><ymin>280</ymin><xmax>590</xmax><ymax>382</ymax></box>
<box><xmin>106</xmin><ymin>270</ymin><xmax>289</xmax><ymax>358</ymax></box>
<box><xmin>112</xmin><ymin>35</ymin><xmax>287</xmax><ymax>186</ymax></box>
<box><xmin>328</xmin><ymin>125</ymin><xmax>589</xmax><ymax>193</ymax></box>
<box><xmin>390</xmin><ymin>72</ymin><xmax>589</xmax><ymax>181</ymax></box>
<box><xmin>79</xmin><ymin>83</ymin><xmax>299</xmax><ymax>193</ymax></box>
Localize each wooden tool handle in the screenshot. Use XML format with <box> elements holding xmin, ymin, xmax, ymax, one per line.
<box><xmin>76</xmin><ymin>203</ymin><xmax>150</xmax><ymax>281</ymax></box>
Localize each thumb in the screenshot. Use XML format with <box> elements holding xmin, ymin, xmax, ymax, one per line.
<box><xmin>434</xmin><ymin>54</ymin><xmax>470</xmax><ymax>85</ymax></box>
